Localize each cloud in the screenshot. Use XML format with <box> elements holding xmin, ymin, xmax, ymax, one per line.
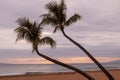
<box><xmin>1</xmin><ymin>57</ymin><xmax>119</xmax><ymax>64</ymax></box>
<box><xmin>0</xmin><ymin>28</ymin><xmax>31</xmax><ymax>49</ymax></box>
<box><xmin>58</xmin><ymin>57</ymin><xmax>120</xmax><ymax>63</ymax></box>
<box><xmin>0</xmin><ymin>28</ymin><xmax>120</xmax><ymax>61</ymax></box>
<box><xmin>0</xmin><ymin>0</ymin><xmax>120</xmax><ymax>64</ymax></box>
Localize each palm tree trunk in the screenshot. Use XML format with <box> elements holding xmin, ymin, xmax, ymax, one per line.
<box><xmin>35</xmin><ymin>48</ymin><xmax>95</xmax><ymax>80</ymax></box>
<box><xmin>61</xmin><ymin>29</ymin><xmax>114</xmax><ymax>80</ymax></box>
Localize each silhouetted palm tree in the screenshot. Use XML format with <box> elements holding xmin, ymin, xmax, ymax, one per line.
<box><xmin>14</xmin><ymin>17</ymin><xmax>95</xmax><ymax>80</ymax></box>
<box><xmin>40</xmin><ymin>0</ymin><xmax>114</xmax><ymax>80</ymax></box>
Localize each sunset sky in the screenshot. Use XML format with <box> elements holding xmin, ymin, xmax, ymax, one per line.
<box><xmin>0</xmin><ymin>0</ymin><xmax>120</xmax><ymax>64</ymax></box>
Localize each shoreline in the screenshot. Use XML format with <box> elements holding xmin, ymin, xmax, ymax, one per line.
<box><xmin>0</xmin><ymin>69</ymin><xmax>120</xmax><ymax>80</ymax></box>
<box><xmin>1</xmin><ymin>68</ymin><xmax>120</xmax><ymax>77</ymax></box>
<box><xmin>0</xmin><ymin>68</ymin><xmax>118</xmax><ymax>76</ymax></box>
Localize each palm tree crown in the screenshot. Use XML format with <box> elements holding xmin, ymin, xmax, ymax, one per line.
<box><xmin>41</xmin><ymin>0</ymin><xmax>81</xmax><ymax>32</ymax></box>
<box><xmin>15</xmin><ymin>17</ymin><xmax>56</xmax><ymax>52</ymax></box>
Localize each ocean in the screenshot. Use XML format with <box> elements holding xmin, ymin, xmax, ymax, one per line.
<box><xmin>0</xmin><ymin>63</ymin><xmax>120</xmax><ymax>76</ymax></box>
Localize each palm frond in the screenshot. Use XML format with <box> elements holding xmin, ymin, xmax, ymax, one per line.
<box><xmin>41</xmin><ymin>0</ymin><xmax>81</xmax><ymax>33</ymax></box>
<box><xmin>45</xmin><ymin>1</ymin><xmax>59</xmax><ymax>17</ymax></box>
<box><xmin>64</xmin><ymin>13</ymin><xmax>81</xmax><ymax>26</ymax></box>
<box><xmin>59</xmin><ymin>0</ymin><xmax>67</xmax><ymax>23</ymax></box>
<box><xmin>15</xmin><ymin>17</ymin><xmax>56</xmax><ymax>52</ymax></box>
<box><xmin>15</xmin><ymin>17</ymin><xmax>42</xmax><ymax>43</ymax></box>
<box><xmin>40</xmin><ymin>37</ymin><xmax>56</xmax><ymax>48</ymax></box>
<box><xmin>16</xmin><ymin>17</ymin><xmax>32</xmax><ymax>28</ymax></box>
<box><xmin>40</xmin><ymin>13</ymin><xmax>57</xmax><ymax>26</ymax></box>
<box><xmin>59</xmin><ymin>0</ymin><xmax>66</xmax><ymax>11</ymax></box>
<box><xmin>42</xmin><ymin>0</ymin><xmax>67</xmax><ymax>27</ymax></box>
<box><xmin>53</xmin><ymin>26</ymin><xmax>59</xmax><ymax>33</ymax></box>
<box><xmin>45</xmin><ymin>1</ymin><xmax>66</xmax><ymax>24</ymax></box>
<box><xmin>14</xmin><ymin>27</ymin><xmax>30</xmax><ymax>42</ymax></box>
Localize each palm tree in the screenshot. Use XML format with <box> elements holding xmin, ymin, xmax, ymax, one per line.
<box><xmin>14</xmin><ymin>17</ymin><xmax>95</xmax><ymax>80</ymax></box>
<box><xmin>40</xmin><ymin>0</ymin><xmax>114</xmax><ymax>80</ymax></box>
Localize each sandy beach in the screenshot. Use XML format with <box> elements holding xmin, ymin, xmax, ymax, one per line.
<box><xmin>0</xmin><ymin>69</ymin><xmax>120</xmax><ymax>80</ymax></box>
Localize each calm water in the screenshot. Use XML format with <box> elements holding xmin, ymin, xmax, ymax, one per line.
<box><xmin>0</xmin><ymin>63</ymin><xmax>120</xmax><ymax>76</ymax></box>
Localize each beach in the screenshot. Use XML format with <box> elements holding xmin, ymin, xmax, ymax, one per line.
<box><xmin>0</xmin><ymin>69</ymin><xmax>120</xmax><ymax>80</ymax></box>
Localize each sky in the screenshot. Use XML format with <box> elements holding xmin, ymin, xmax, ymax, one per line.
<box><xmin>0</xmin><ymin>0</ymin><xmax>120</xmax><ymax>64</ymax></box>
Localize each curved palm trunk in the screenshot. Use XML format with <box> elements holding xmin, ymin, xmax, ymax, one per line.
<box><xmin>35</xmin><ymin>48</ymin><xmax>95</xmax><ymax>80</ymax></box>
<box><xmin>61</xmin><ymin>29</ymin><xmax>114</xmax><ymax>80</ymax></box>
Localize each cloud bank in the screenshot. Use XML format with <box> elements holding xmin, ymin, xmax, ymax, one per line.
<box><xmin>0</xmin><ymin>0</ymin><xmax>120</xmax><ymax>64</ymax></box>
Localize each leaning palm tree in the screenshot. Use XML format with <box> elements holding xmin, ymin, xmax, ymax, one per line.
<box><xmin>40</xmin><ymin>0</ymin><xmax>114</xmax><ymax>80</ymax></box>
<box><xmin>14</xmin><ymin>17</ymin><xmax>95</xmax><ymax>80</ymax></box>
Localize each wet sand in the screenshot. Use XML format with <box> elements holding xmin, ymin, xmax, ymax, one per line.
<box><xmin>0</xmin><ymin>69</ymin><xmax>120</xmax><ymax>80</ymax></box>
